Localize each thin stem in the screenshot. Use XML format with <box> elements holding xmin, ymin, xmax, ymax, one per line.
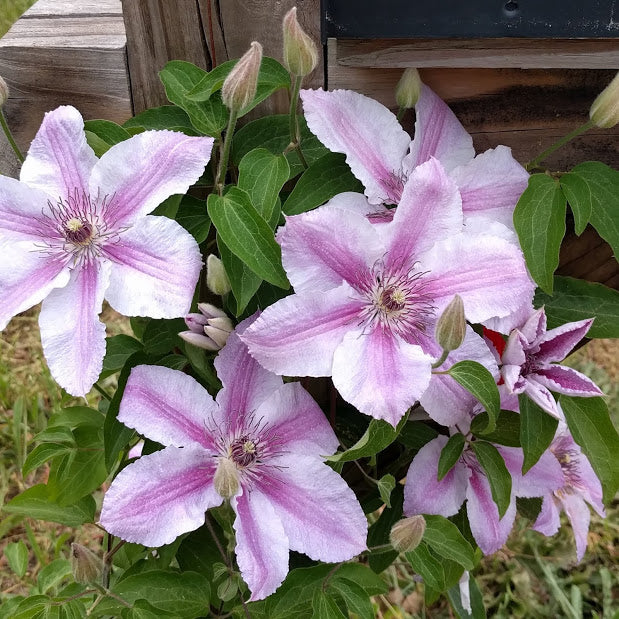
<box><xmin>93</xmin><ymin>382</ymin><xmax>111</xmax><ymax>401</ymax></box>
<box><xmin>216</xmin><ymin>110</ymin><xmax>238</xmax><ymax>195</ymax></box>
<box><xmin>51</xmin><ymin>589</ymin><xmax>97</xmax><ymax>606</ymax></box>
<box><xmin>431</xmin><ymin>349</ymin><xmax>449</xmax><ymax>369</ymax></box>
<box><xmin>103</xmin><ymin>540</ymin><xmax>126</xmax><ymax>564</ymax></box>
<box><xmin>396</xmin><ymin>107</ymin><xmax>406</xmax><ymax>122</ymax></box>
<box><xmin>0</xmin><ymin>109</ymin><xmax>24</xmax><ymax>163</ymax></box>
<box><xmin>526</xmin><ymin>120</ymin><xmax>594</xmax><ymax>171</ymax></box>
<box><xmin>288</xmin><ymin>75</ymin><xmax>309</xmax><ymax>169</ymax></box>
<box><xmin>101</xmin><ymin>534</ymin><xmax>113</xmax><ymax>589</ymax></box>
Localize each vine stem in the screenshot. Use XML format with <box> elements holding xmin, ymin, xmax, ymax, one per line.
<box><xmin>93</xmin><ymin>382</ymin><xmax>111</xmax><ymax>401</ymax></box>
<box><xmin>0</xmin><ymin>108</ymin><xmax>24</xmax><ymax>163</ymax></box>
<box><xmin>431</xmin><ymin>349</ymin><xmax>449</xmax><ymax>369</ymax></box>
<box><xmin>526</xmin><ymin>120</ymin><xmax>594</xmax><ymax>171</ymax></box>
<box><xmin>215</xmin><ymin>111</ymin><xmax>238</xmax><ymax>195</ymax></box>
<box><xmin>287</xmin><ymin>75</ymin><xmax>308</xmax><ymax>169</ymax></box>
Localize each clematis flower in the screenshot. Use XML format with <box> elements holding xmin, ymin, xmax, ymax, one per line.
<box><xmin>179</xmin><ymin>303</ymin><xmax>234</xmax><ymax>351</ymax></box>
<box><xmin>533</xmin><ymin>425</ymin><xmax>605</xmax><ymax>561</ymax></box>
<box><xmin>500</xmin><ymin>308</ymin><xmax>602</xmax><ymax>418</ymax></box>
<box><xmin>99</xmin><ymin>315</ymin><xmax>367</xmax><ymax>601</ymax></box>
<box><xmin>242</xmin><ymin>158</ymin><xmax>533</xmax><ymax>426</ymax></box>
<box><xmin>403</xmin><ymin>434</ymin><xmax>563</xmax><ymax>554</ymax></box>
<box><xmin>300</xmin><ymin>84</ymin><xmax>529</xmax><ymax>228</ymax></box>
<box><xmin>0</xmin><ymin>106</ymin><xmax>213</xmax><ymax>396</ymax></box>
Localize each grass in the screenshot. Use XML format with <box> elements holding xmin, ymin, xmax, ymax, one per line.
<box><xmin>0</xmin><ymin>0</ymin><xmax>35</xmax><ymax>36</ymax></box>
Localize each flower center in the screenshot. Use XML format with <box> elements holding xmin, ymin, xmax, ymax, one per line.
<box><xmin>64</xmin><ymin>218</ymin><xmax>94</xmax><ymax>245</ymax></box>
<box><xmin>229</xmin><ymin>435</ymin><xmax>258</xmax><ymax>468</ymax></box>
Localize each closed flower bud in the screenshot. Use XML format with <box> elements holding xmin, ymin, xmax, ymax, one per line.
<box><xmin>389</xmin><ymin>515</ymin><xmax>426</xmax><ymax>552</ymax></box>
<box><xmin>179</xmin><ymin>302</ymin><xmax>233</xmax><ymax>351</ymax></box>
<box><xmin>222</xmin><ymin>41</ymin><xmax>263</xmax><ymax>113</ymax></box>
<box><xmin>70</xmin><ymin>543</ymin><xmax>102</xmax><ymax>584</ymax></box>
<box><xmin>589</xmin><ymin>71</ymin><xmax>619</xmax><ymax>128</ymax></box>
<box><xmin>207</xmin><ymin>254</ymin><xmax>232</xmax><ymax>296</ymax></box>
<box><xmin>283</xmin><ymin>7</ymin><xmax>318</xmax><ymax>77</ymax></box>
<box><xmin>435</xmin><ymin>294</ymin><xmax>466</xmax><ymax>352</ymax></box>
<box><xmin>0</xmin><ymin>77</ymin><xmax>9</xmax><ymax>106</ymax></box>
<box><xmin>395</xmin><ymin>68</ymin><xmax>422</xmax><ymax>109</ymax></box>
<box><xmin>214</xmin><ymin>457</ymin><xmax>240</xmax><ymax>499</ymax></box>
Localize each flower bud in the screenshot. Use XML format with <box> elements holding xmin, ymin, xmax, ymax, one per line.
<box><xmin>589</xmin><ymin>70</ymin><xmax>619</xmax><ymax>128</ymax></box>
<box><xmin>205</xmin><ymin>316</ymin><xmax>234</xmax><ymax>348</ymax></box>
<box><xmin>221</xmin><ymin>41</ymin><xmax>263</xmax><ymax>113</ymax></box>
<box><xmin>435</xmin><ymin>294</ymin><xmax>466</xmax><ymax>353</ymax></box>
<box><xmin>395</xmin><ymin>68</ymin><xmax>422</xmax><ymax>109</ymax></box>
<box><xmin>0</xmin><ymin>77</ymin><xmax>9</xmax><ymax>106</ymax></box>
<box><xmin>214</xmin><ymin>457</ymin><xmax>240</xmax><ymax>499</ymax></box>
<box><xmin>70</xmin><ymin>543</ymin><xmax>102</xmax><ymax>584</ymax></box>
<box><xmin>179</xmin><ymin>303</ymin><xmax>233</xmax><ymax>351</ymax></box>
<box><xmin>282</xmin><ymin>7</ymin><xmax>318</xmax><ymax>77</ymax></box>
<box><xmin>389</xmin><ymin>515</ymin><xmax>426</xmax><ymax>553</ymax></box>
<box><xmin>207</xmin><ymin>254</ymin><xmax>232</xmax><ymax>296</ymax></box>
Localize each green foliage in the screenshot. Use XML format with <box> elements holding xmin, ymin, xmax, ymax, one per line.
<box><xmin>471</xmin><ymin>410</ymin><xmax>521</xmax><ymax>447</ymax></box>
<box><xmin>5</xmin><ymin>540</ymin><xmax>29</xmax><ymax>578</ymax></box>
<box><xmin>175</xmin><ymin>195</ymin><xmax>211</xmax><ymax>243</ymax></box>
<box><xmin>471</xmin><ymin>441</ymin><xmax>512</xmax><ymax>519</ymax></box>
<box><xmin>518</xmin><ymin>394</ymin><xmax>559</xmax><ymax>474</ymax></box>
<box><xmin>124</xmin><ymin>105</ymin><xmax>197</xmax><ymax>134</ymax></box>
<box><xmin>438</xmin><ymin>433</ymin><xmax>466</xmax><ymax>480</ymax></box>
<box><xmin>423</xmin><ymin>515</ymin><xmax>476</xmax><ymax>570</ymax></box>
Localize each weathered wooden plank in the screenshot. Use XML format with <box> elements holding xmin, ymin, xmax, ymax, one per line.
<box><xmin>336</xmin><ymin>38</ymin><xmax>619</xmax><ymax>69</ymax></box>
<box><xmin>23</xmin><ymin>0</ymin><xmax>122</xmax><ymax>18</ymax></box>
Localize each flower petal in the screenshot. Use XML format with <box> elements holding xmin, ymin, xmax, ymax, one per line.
<box><xmin>403</xmin><ymin>436</ymin><xmax>470</xmax><ymax>517</ymax></box>
<box><xmin>384</xmin><ymin>158</ymin><xmax>463</xmax><ymax>265</ymax></box>
<box><xmin>450</xmin><ymin>146</ymin><xmax>529</xmax><ymax>228</ymax></box>
<box><xmin>39</xmin><ymin>261</ymin><xmax>109</xmax><ymax>397</ymax></box>
<box><xmin>404</xmin><ymin>85</ymin><xmax>474</xmax><ymax>175</ymax></box>
<box><xmin>119</xmin><ymin>364</ymin><xmax>219</xmax><ymax>450</ymax></box>
<box><xmin>104</xmin><ymin>215</ymin><xmax>201</xmax><ymax>318</ymax></box>
<box><xmin>561</xmin><ymin>492</ymin><xmax>592</xmax><ymax>562</ymax></box>
<box><xmin>523</xmin><ymin>378</ymin><xmax>564</xmax><ymax>419</ymax></box>
<box><xmin>0</xmin><ymin>241</ymin><xmax>70</xmax><ymax>330</ymax></box>
<box><xmin>466</xmin><ymin>468</ymin><xmax>516</xmax><ymax>555</ymax></box>
<box><xmin>533</xmin><ymin>365</ymin><xmax>603</xmax><ymax>398</ymax></box>
<box><xmin>278</xmin><ymin>205</ymin><xmax>382</xmax><ymax>292</ymax></box>
<box><xmin>482</xmin><ymin>298</ymin><xmax>536</xmax><ymax>336</ymax></box>
<box><xmin>422</xmin><ymin>232</ymin><xmax>534</xmax><ymax>323</ymax></box>
<box><xmin>533</xmin><ymin>496</ymin><xmax>561</xmax><ymax>537</ymax></box>
<box><xmin>519</xmin><ymin>307</ymin><xmax>547</xmax><ymax>344</ymax></box>
<box><xmin>20</xmin><ymin>106</ymin><xmax>97</xmax><ymax>199</ymax></box>
<box><xmin>253</xmin><ymin>382</ymin><xmax>338</xmax><ymax>454</ymax></box>
<box><xmin>100</xmin><ymin>445</ymin><xmax>221</xmax><ymax>547</ymax></box>
<box><xmin>90</xmin><ymin>131</ymin><xmax>214</xmax><ymax>227</ymax></box>
<box><xmin>536</xmin><ymin>318</ymin><xmax>594</xmax><ymax>363</ymax></box>
<box><xmin>232</xmin><ymin>489</ymin><xmax>289</xmax><ymax>601</ymax></box>
<box><xmin>332</xmin><ymin>327</ymin><xmax>433</xmax><ymax>426</ymax></box>
<box><xmin>241</xmin><ymin>283</ymin><xmax>363</xmax><ymax>377</ymax></box>
<box><xmin>300</xmin><ymin>88</ymin><xmax>411</xmax><ymax>204</ymax></box>
<box><xmin>499</xmin><ymin>447</ymin><xmax>564</xmax><ymax>498</ymax></box>
<box><xmin>257</xmin><ymin>453</ymin><xmax>367</xmax><ymax>562</ymax></box>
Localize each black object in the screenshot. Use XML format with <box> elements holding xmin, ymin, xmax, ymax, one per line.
<box><xmin>322</xmin><ymin>0</ymin><xmax>619</xmax><ymax>40</ymax></box>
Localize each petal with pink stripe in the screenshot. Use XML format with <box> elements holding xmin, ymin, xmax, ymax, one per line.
<box><xmin>533</xmin><ymin>366</ymin><xmax>603</xmax><ymax>397</ymax></box>
<box><xmin>535</xmin><ymin>318</ymin><xmax>594</xmax><ymax>363</ymax></box>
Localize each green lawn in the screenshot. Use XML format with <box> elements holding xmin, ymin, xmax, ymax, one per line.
<box><xmin>0</xmin><ymin>0</ymin><xmax>36</xmax><ymax>37</ymax></box>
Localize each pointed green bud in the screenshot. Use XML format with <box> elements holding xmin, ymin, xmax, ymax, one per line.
<box><xmin>70</xmin><ymin>543</ymin><xmax>102</xmax><ymax>584</ymax></box>
<box><xmin>395</xmin><ymin>68</ymin><xmax>422</xmax><ymax>109</ymax></box>
<box><xmin>589</xmin><ymin>70</ymin><xmax>619</xmax><ymax>128</ymax></box>
<box><xmin>435</xmin><ymin>294</ymin><xmax>466</xmax><ymax>353</ymax></box>
<box><xmin>206</xmin><ymin>254</ymin><xmax>231</xmax><ymax>296</ymax></box>
<box><xmin>283</xmin><ymin>7</ymin><xmax>318</xmax><ymax>77</ymax></box>
<box><xmin>389</xmin><ymin>515</ymin><xmax>426</xmax><ymax>553</ymax></box>
<box><xmin>214</xmin><ymin>457</ymin><xmax>240</xmax><ymax>499</ymax></box>
<box><xmin>222</xmin><ymin>41</ymin><xmax>263</xmax><ymax>113</ymax></box>
<box><xmin>0</xmin><ymin>77</ymin><xmax>9</xmax><ymax>106</ymax></box>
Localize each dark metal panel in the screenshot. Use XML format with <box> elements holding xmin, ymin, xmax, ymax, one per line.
<box><xmin>322</xmin><ymin>0</ymin><xmax>619</xmax><ymax>40</ymax></box>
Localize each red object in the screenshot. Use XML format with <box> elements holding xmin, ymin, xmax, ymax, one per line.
<box><xmin>483</xmin><ymin>327</ymin><xmax>506</xmax><ymax>358</ymax></box>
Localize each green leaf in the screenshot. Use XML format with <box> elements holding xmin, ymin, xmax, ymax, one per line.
<box><xmin>22</xmin><ymin>443</ymin><xmax>73</xmax><ymax>478</ymax></box>
<box><xmin>534</xmin><ymin>276</ymin><xmax>619</xmax><ymax>339</ymax></box>
<box><xmin>176</xmin><ymin>519</ymin><xmax>225</xmax><ymax>581</ymax></box>
<box><xmin>397</xmin><ymin>420</ymin><xmax>439</xmax><ymax>451</ymax></box>
<box><xmin>327</xmin><ymin>416</ymin><xmax>407</xmax><ymax>463</ymax></box>
<box><xmin>448</xmin><ymin>574</ymin><xmax>487</xmax><ymax>619</ymax></box>
<box><xmin>516</xmin><ymin>496</ymin><xmax>543</xmax><ymax>521</ymax></box>
<box><xmin>37</xmin><ymin>558</ymin><xmax>72</xmax><ymax>594</ymax></box>
<box><xmin>560</xmin><ymin>395</ymin><xmax>619</xmax><ymax>502</ymax></box>
<box><xmin>208</xmin><ymin>188</ymin><xmax>289</xmax><ymax>288</ymax></box>
<box><xmin>447</xmin><ymin>361</ymin><xmax>500</xmax><ymax>433</ymax></box>
<box><xmin>83</xmin><ymin>119</ymin><xmax>131</xmax><ymax>146</ymax></box>
<box><xmin>142</xmin><ymin>318</ymin><xmax>186</xmax><ymax>356</ymax></box>
<box><xmin>367</xmin><ymin>485</ymin><xmax>403</xmax><ymax>573</ymax></box>
<box><xmin>471</xmin><ymin>441</ymin><xmax>512</xmax><ymax>518</ymax></box>
<box><xmin>5</xmin><ymin>540</ymin><xmax>28</xmax><ymax>578</ymax></box>
<box><xmin>232</xmin><ymin>114</ymin><xmax>330</xmax><ymax>179</ymax></box>
<box><xmin>438</xmin><ymin>433</ymin><xmax>466</xmax><ymax>481</ymax></box>
<box><xmin>47</xmin><ymin>406</ymin><xmax>104</xmax><ymax>430</ymax></box>
<box><xmin>311</xmin><ymin>590</ymin><xmax>347</xmax><ymax>618</ymax></box>
<box><xmin>159</xmin><ymin>60</ymin><xmax>228</xmax><ymax>136</ymax></box>
<box><xmin>175</xmin><ymin>195</ymin><xmax>211</xmax><ymax>243</ymax></box>
<box><xmin>470</xmin><ymin>409</ymin><xmax>521</xmax><ymax>447</ymax></box>
<box><xmin>121</xmin><ymin>600</ymin><xmax>161</xmax><ymax>619</ymax></box>
<box><xmin>377</xmin><ymin>474</ymin><xmax>396</xmax><ymax>507</ymax></box>
<box><xmin>3</xmin><ymin>485</ymin><xmax>95</xmax><ymax>526</ymax></box>
<box><xmin>283</xmin><ymin>152</ymin><xmax>364</xmax><ymax>215</ymax></box>
<box><xmin>332</xmin><ymin>563</ymin><xmax>388</xmax><ymax>596</ymax></box>
<box><xmin>85</xmin><ymin>131</ymin><xmax>112</xmax><ymax>157</ymax></box>
<box><xmin>238</xmin><ymin>148</ymin><xmax>289</xmax><ymax>226</ymax></box>
<box><xmin>151</xmin><ymin>193</ymin><xmax>182</xmax><ymax>218</ymax></box>
<box><xmin>328</xmin><ymin>578</ymin><xmax>374</xmax><ymax>619</ymax></box>
<box><xmin>513</xmin><ymin>173</ymin><xmax>566</xmax><ymax>294</ymax></box>
<box><xmin>561</xmin><ymin>161</ymin><xmax>619</xmax><ymax>256</ymax></box>
<box><xmin>405</xmin><ymin>543</ymin><xmax>446</xmax><ymax>592</ymax></box>
<box><xmin>100</xmin><ymin>334</ymin><xmax>143</xmax><ymax>379</ymax></box>
<box><xmin>519</xmin><ymin>394</ymin><xmax>559</xmax><ymax>474</ymax></box>
<box><xmin>423</xmin><ymin>515</ymin><xmax>475</xmax><ymax>570</ymax></box>
<box><xmin>124</xmin><ymin>105</ymin><xmax>196</xmax><ymax>133</ymax></box>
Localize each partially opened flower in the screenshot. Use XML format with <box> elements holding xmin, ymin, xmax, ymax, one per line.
<box><xmin>533</xmin><ymin>426</ymin><xmax>605</xmax><ymax>561</ymax></box>
<box><xmin>100</xmin><ymin>316</ymin><xmax>367</xmax><ymax>601</ymax></box>
<box><xmin>500</xmin><ymin>308</ymin><xmax>602</xmax><ymax>418</ymax></box>
<box><xmin>242</xmin><ymin>158</ymin><xmax>533</xmax><ymax>426</ymax></box>
<box><xmin>403</xmin><ymin>435</ymin><xmax>563</xmax><ymax>554</ymax></box>
<box><xmin>0</xmin><ymin>106</ymin><xmax>214</xmax><ymax>396</ymax></box>
<box><xmin>300</xmin><ymin>83</ymin><xmax>529</xmax><ymax>228</ymax></box>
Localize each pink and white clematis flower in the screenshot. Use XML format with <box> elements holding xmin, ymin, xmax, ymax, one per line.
<box><xmin>500</xmin><ymin>308</ymin><xmax>603</xmax><ymax>418</ymax></box>
<box><xmin>533</xmin><ymin>426</ymin><xmax>605</xmax><ymax>561</ymax></box>
<box><xmin>403</xmin><ymin>434</ymin><xmax>564</xmax><ymax>554</ymax></box>
<box><xmin>0</xmin><ymin>106</ymin><xmax>214</xmax><ymax>396</ymax></box>
<box><xmin>242</xmin><ymin>158</ymin><xmax>534</xmax><ymax>426</ymax></box>
<box><xmin>99</xmin><ymin>315</ymin><xmax>367</xmax><ymax>601</ymax></box>
<box><xmin>300</xmin><ymin>84</ymin><xmax>529</xmax><ymax>228</ymax></box>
